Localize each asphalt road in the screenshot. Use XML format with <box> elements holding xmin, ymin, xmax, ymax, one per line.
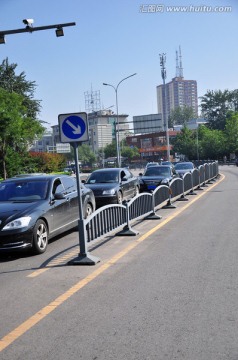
<box><xmin>0</xmin><ymin>165</ymin><xmax>238</xmax><ymax>360</ymax></box>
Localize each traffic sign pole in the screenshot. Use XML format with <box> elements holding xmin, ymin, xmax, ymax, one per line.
<box><xmin>58</xmin><ymin>111</ymin><xmax>99</xmax><ymax>265</ymax></box>
<box><xmin>68</xmin><ymin>143</ymin><xmax>100</xmax><ymax>265</ymax></box>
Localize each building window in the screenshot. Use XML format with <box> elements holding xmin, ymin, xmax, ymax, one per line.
<box><xmin>141</xmin><ymin>138</ymin><xmax>152</xmax><ymax>148</ymax></box>
<box><xmin>154</xmin><ymin>136</ymin><xmax>166</xmax><ymax>146</ymax></box>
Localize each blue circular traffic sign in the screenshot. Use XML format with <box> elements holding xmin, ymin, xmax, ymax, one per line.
<box><xmin>62</xmin><ymin>115</ymin><xmax>86</xmax><ymax>140</ymax></box>
<box><xmin>58</xmin><ymin>112</ymin><xmax>88</xmax><ymax>143</ymax></box>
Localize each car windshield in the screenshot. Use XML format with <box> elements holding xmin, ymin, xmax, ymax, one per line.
<box><xmin>146</xmin><ymin>162</ymin><xmax>159</xmax><ymax>168</ymax></box>
<box><xmin>0</xmin><ymin>180</ymin><xmax>49</xmax><ymax>201</ymax></box>
<box><xmin>144</xmin><ymin>167</ymin><xmax>170</xmax><ymax>177</ymax></box>
<box><xmin>175</xmin><ymin>163</ymin><xmax>194</xmax><ymax>170</ymax></box>
<box><xmin>86</xmin><ymin>171</ymin><xmax>119</xmax><ymax>184</ymax></box>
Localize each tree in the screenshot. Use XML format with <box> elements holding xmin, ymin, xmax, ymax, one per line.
<box><xmin>224</xmin><ymin>112</ymin><xmax>238</xmax><ymax>155</ymax></box>
<box><xmin>103</xmin><ymin>141</ymin><xmax>117</xmax><ymax>158</ymax></box>
<box><xmin>198</xmin><ymin>126</ymin><xmax>225</xmax><ymax>159</ymax></box>
<box><xmin>78</xmin><ymin>144</ymin><xmax>97</xmax><ymax>166</ymax></box>
<box><xmin>0</xmin><ymin>58</ymin><xmax>45</xmax><ymax>178</ymax></box>
<box><xmin>172</xmin><ymin>127</ymin><xmax>197</xmax><ymax>160</ymax></box>
<box><xmin>29</xmin><ymin>152</ymin><xmax>66</xmax><ymax>173</ymax></box>
<box><xmin>200</xmin><ymin>89</ymin><xmax>238</xmax><ymax>130</ymax></box>
<box><xmin>0</xmin><ymin>58</ymin><xmax>41</xmax><ymax>118</ymax></box>
<box><xmin>121</xmin><ymin>145</ymin><xmax>139</xmax><ymax>161</ymax></box>
<box><xmin>0</xmin><ymin>88</ymin><xmax>44</xmax><ymax>179</ymax></box>
<box><xmin>169</xmin><ymin>105</ymin><xmax>194</xmax><ymax>128</ymax></box>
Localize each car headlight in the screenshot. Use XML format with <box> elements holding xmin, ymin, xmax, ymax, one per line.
<box><xmin>2</xmin><ymin>216</ymin><xmax>32</xmax><ymax>230</ymax></box>
<box><xmin>102</xmin><ymin>189</ymin><xmax>116</xmax><ymax>195</ymax></box>
<box><xmin>161</xmin><ymin>178</ymin><xmax>169</xmax><ymax>184</ymax></box>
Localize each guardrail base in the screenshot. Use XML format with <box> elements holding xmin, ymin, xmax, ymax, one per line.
<box><xmin>189</xmin><ymin>191</ymin><xmax>197</xmax><ymax>195</ymax></box>
<box><xmin>116</xmin><ymin>226</ymin><xmax>139</xmax><ymax>236</ymax></box>
<box><xmin>177</xmin><ymin>196</ymin><xmax>189</xmax><ymax>202</ymax></box>
<box><xmin>68</xmin><ymin>253</ymin><xmax>100</xmax><ymax>266</ymax></box>
<box><xmin>145</xmin><ymin>212</ymin><xmax>162</xmax><ymax>220</ymax></box>
<box><xmin>162</xmin><ymin>202</ymin><xmax>176</xmax><ymax>209</ymax></box>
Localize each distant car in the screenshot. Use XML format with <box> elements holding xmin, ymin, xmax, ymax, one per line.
<box><xmin>161</xmin><ymin>161</ymin><xmax>175</xmax><ymax>169</ymax></box>
<box><xmin>146</xmin><ymin>162</ymin><xmax>160</xmax><ymax>168</ymax></box>
<box><xmin>13</xmin><ymin>173</ymin><xmax>47</xmax><ymax>177</ymax></box>
<box><xmin>0</xmin><ymin>175</ymin><xmax>95</xmax><ymax>254</ymax></box>
<box><xmin>174</xmin><ymin>162</ymin><xmax>195</xmax><ymax>177</ymax></box>
<box><xmin>139</xmin><ymin>165</ymin><xmax>178</xmax><ymax>192</ymax></box>
<box><xmin>83</xmin><ymin>168</ymin><xmax>140</xmax><ymax>206</ymax></box>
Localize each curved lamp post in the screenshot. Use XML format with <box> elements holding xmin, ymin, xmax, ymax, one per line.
<box><xmin>103</xmin><ymin>73</ymin><xmax>137</xmax><ymax>167</ymax></box>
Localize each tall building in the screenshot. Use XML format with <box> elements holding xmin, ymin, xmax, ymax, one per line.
<box><xmin>132</xmin><ymin>114</ymin><xmax>163</xmax><ymax>134</ymax></box>
<box><xmin>30</xmin><ymin>130</ymin><xmax>54</xmax><ymax>152</ymax></box>
<box><xmin>157</xmin><ymin>47</ymin><xmax>198</xmax><ymax>126</ymax></box>
<box><xmin>88</xmin><ymin>109</ymin><xmax>129</xmax><ymax>154</ymax></box>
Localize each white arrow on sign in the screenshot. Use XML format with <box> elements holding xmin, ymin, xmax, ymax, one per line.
<box><xmin>66</xmin><ymin>119</ymin><xmax>82</xmax><ymax>134</ymax></box>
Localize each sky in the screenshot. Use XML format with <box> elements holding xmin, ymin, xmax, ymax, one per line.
<box><xmin>0</xmin><ymin>0</ymin><xmax>237</xmax><ymax>130</ymax></box>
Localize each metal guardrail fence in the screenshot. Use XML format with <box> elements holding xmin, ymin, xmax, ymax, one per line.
<box><xmin>84</xmin><ymin>162</ymin><xmax>219</xmax><ymax>244</ymax></box>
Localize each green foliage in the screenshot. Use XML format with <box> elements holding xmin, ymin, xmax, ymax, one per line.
<box><xmin>171</xmin><ymin>124</ymin><xmax>226</xmax><ymax>160</ymax></box>
<box><xmin>103</xmin><ymin>140</ymin><xmax>139</xmax><ymax>162</ymax></box>
<box><xmin>0</xmin><ymin>151</ymin><xmax>67</xmax><ymax>178</ymax></box>
<box><xmin>121</xmin><ymin>145</ymin><xmax>139</xmax><ymax>160</ymax></box>
<box><xmin>29</xmin><ymin>152</ymin><xmax>66</xmax><ymax>173</ymax></box>
<box><xmin>0</xmin><ymin>58</ymin><xmax>41</xmax><ymax>118</ymax></box>
<box><xmin>198</xmin><ymin>126</ymin><xmax>225</xmax><ymax>159</ymax></box>
<box><xmin>200</xmin><ymin>89</ymin><xmax>238</xmax><ymax>130</ymax></box>
<box><xmin>224</xmin><ymin>112</ymin><xmax>238</xmax><ymax>154</ymax></box>
<box><xmin>0</xmin><ymin>59</ymin><xmax>46</xmax><ymax>179</ymax></box>
<box><xmin>103</xmin><ymin>141</ymin><xmax>117</xmax><ymax>158</ymax></box>
<box><xmin>172</xmin><ymin>127</ymin><xmax>197</xmax><ymax>160</ymax></box>
<box><xmin>169</xmin><ymin>105</ymin><xmax>194</xmax><ymax>128</ymax></box>
<box><xmin>78</xmin><ymin>144</ymin><xmax>97</xmax><ymax>166</ymax></box>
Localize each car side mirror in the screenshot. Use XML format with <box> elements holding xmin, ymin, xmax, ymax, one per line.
<box><xmin>121</xmin><ymin>176</ymin><xmax>127</xmax><ymax>182</ymax></box>
<box><xmin>54</xmin><ymin>192</ymin><xmax>65</xmax><ymax>200</ymax></box>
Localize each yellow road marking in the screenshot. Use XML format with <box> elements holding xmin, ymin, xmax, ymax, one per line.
<box><xmin>0</xmin><ymin>174</ymin><xmax>224</xmax><ymax>352</ymax></box>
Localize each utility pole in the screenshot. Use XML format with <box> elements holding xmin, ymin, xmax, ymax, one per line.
<box><xmin>159</xmin><ymin>53</ymin><xmax>170</xmax><ymax>161</ymax></box>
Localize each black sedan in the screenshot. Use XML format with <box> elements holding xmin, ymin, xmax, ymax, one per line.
<box><xmin>139</xmin><ymin>165</ymin><xmax>178</xmax><ymax>192</ymax></box>
<box><xmin>0</xmin><ymin>175</ymin><xmax>96</xmax><ymax>254</ymax></box>
<box><xmin>83</xmin><ymin>168</ymin><xmax>140</xmax><ymax>206</ymax></box>
<box><xmin>174</xmin><ymin>162</ymin><xmax>195</xmax><ymax>178</ymax></box>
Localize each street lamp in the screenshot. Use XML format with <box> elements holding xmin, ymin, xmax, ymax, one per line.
<box><xmin>159</xmin><ymin>53</ymin><xmax>170</xmax><ymax>161</ymax></box>
<box><xmin>103</xmin><ymin>73</ymin><xmax>137</xmax><ymax>167</ymax></box>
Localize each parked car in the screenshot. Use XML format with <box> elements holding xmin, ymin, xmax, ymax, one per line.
<box><xmin>0</xmin><ymin>174</ymin><xmax>96</xmax><ymax>254</ymax></box>
<box><xmin>83</xmin><ymin>168</ymin><xmax>140</xmax><ymax>206</ymax></box>
<box><xmin>139</xmin><ymin>165</ymin><xmax>178</xmax><ymax>192</ymax></box>
<box><xmin>145</xmin><ymin>162</ymin><xmax>160</xmax><ymax>168</ymax></box>
<box><xmin>161</xmin><ymin>161</ymin><xmax>175</xmax><ymax>169</ymax></box>
<box><xmin>174</xmin><ymin>161</ymin><xmax>195</xmax><ymax>178</ymax></box>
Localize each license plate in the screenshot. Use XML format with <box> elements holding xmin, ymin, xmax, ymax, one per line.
<box><xmin>148</xmin><ymin>185</ymin><xmax>156</xmax><ymax>190</ymax></box>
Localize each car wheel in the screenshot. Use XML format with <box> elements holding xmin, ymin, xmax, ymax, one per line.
<box><xmin>117</xmin><ymin>191</ymin><xmax>123</xmax><ymax>204</ymax></box>
<box><xmin>85</xmin><ymin>203</ymin><xmax>93</xmax><ymax>218</ymax></box>
<box><xmin>134</xmin><ymin>186</ymin><xmax>139</xmax><ymax>197</ymax></box>
<box><xmin>32</xmin><ymin>220</ymin><xmax>48</xmax><ymax>254</ymax></box>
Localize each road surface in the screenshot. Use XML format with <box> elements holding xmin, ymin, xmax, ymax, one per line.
<box><xmin>0</xmin><ymin>165</ymin><xmax>237</xmax><ymax>359</ymax></box>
